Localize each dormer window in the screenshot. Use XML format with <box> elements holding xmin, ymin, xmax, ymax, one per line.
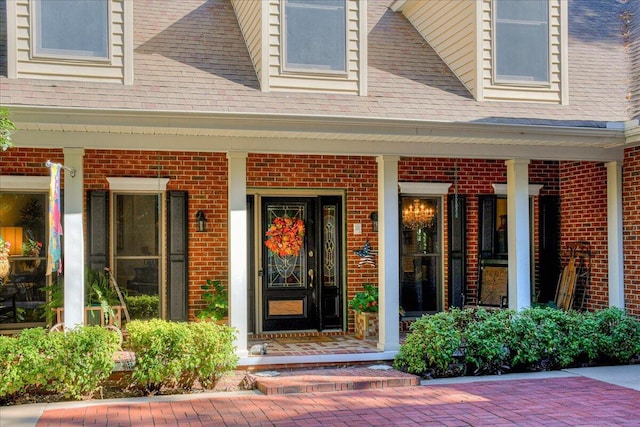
<box><xmin>494</xmin><ymin>0</ymin><xmax>549</xmax><ymax>84</ymax></box>
<box><xmin>32</xmin><ymin>0</ymin><xmax>110</xmax><ymax>61</ymax></box>
<box><xmin>283</xmin><ymin>0</ymin><xmax>347</xmax><ymax>74</ymax></box>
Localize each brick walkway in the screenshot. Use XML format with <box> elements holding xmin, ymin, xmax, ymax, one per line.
<box><xmin>36</xmin><ymin>376</ymin><xmax>640</xmax><ymax>426</ymax></box>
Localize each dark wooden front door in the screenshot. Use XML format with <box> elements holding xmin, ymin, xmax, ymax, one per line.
<box><xmin>261</xmin><ymin>196</ymin><xmax>343</xmax><ymax>332</ymax></box>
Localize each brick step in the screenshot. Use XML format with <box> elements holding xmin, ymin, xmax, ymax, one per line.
<box><xmin>249</xmin><ymin>366</ymin><xmax>420</xmax><ymax>395</ymax></box>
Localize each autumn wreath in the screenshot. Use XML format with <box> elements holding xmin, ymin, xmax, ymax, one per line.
<box><xmin>265</xmin><ymin>215</ymin><xmax>306</xmax><ymax>257</ymax></box>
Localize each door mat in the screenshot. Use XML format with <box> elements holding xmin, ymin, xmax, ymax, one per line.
<box><xmin>274</xmin><ymin>335</ymin><xmax>335</xmax><ymax>344</ymax></box>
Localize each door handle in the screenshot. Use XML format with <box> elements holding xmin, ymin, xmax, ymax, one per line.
<box><xmin>308</xmin><ymin>269</ymin><xmax>314</xmax><ymax>288</ymax></box>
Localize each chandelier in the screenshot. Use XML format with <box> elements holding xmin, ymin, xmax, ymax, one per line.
<box><xmin>402</xmin><ymin>199</ymin><xmax>435</xmax><ymax>230</ymax></box>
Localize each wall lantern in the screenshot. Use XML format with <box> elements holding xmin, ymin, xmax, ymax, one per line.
<box><xmin>195</xmin><ymin>210</ymin><xmax>207</xmax><ymax>232</ymax></box>
<box><xmin>369</xmin><ymin>211</ymin><xmax>378</xmax><ymax>232</ymax></box>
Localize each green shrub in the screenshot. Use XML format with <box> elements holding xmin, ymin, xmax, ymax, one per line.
<box><xmin>195</xmin><ymin>280</ymin><xmax>228</xmax><ymax>321</ymax></box>
<box><xmin>125</xmin><ymin>294</ymin><xmax>160</xmax><ymax>320</ymax></box>
<box><xmin>463</xmin><ymin>308</ymin><xmax>514</xmax><ymax>375</ymax></box>
<box><xmin>592</xmin><ymin>307</ymin><xmax>640</xmax><ymax>364</ymax></box>
<box><xmin>0</xmin><ymin>326</ymin><xmax>120</xmax><ymax>401</ymax></box>
<box><xmin>180</xmin><ymin>321</ymin><xmax>239</xmax><ymax>389</ymax></box>
<box><xmin>506</xmin><ymin>307</ymin><xmax>586</xmax><ymax>371</ymax></box>
<box><xmin>48</xmin><ymin>326</ymin><xmax>120</xmax><ymax>399</ymax></box>
<box><xmin>126</xmin><ymin>319</ymin><xmax>238</xmax><ymax>395</ymax></box>
<box><xmin>393</xmin><ymin>311</ymin><xmax>462</xmax><ymax>376</ymax></box>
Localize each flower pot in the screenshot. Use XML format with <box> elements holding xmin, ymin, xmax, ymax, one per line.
<box><xmin>354</xmin><ymin>311</ymin><xmax>379</xmax><ymax>339</ymax></box>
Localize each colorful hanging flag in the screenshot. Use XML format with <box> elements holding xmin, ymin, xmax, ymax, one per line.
<box><xmin>47</xmin><ymin>163</ymin><xmax>63</xmax><ymax>275</ymax></box>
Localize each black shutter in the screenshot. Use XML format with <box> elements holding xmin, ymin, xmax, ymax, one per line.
<box><xmin>87</xmin><ymin>191</ymin><xmax>109</xmax><ymax>272</ymax></box>
<box><xmin>167</xmin><ymin>191</ymin><xmax>188</xmax><ymax>321</ymax></box>
<box><xmin>478</xmin><ymin>195</ymin><xmax>496</xmax><ymax>259</ymax></box>
<box><xmin>538</xmin><ymin>195</ymin><xmax>561</xmax><ymax>304</ymax></box>
<box><xmin>448</xmin><ymin>194</ymin><xmax>466</xmax><ymax>308</ymax></box>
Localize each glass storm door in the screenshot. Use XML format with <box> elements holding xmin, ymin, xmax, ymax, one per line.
<box><xmin>400</xmin><ymin>196</ymin><xmax>442</xmax><ymax>315</ymax></box>
<box><xmin>113</xmin><ymin>194</ymin><xmax>162</xmax><ymax>318</ymax></box>
<box><xmin>261</xmin><ymin>196</ymin><xmax>342</xmax><ymax>332</ymax></box>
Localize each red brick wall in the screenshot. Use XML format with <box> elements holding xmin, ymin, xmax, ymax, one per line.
<box><xmin>0</xmin><ymin>148</ymin><xmax>64</xmax><ymax>178</ymax></box>
<box><xmin>399</xmin><ymin>158</ymin><xmax>559</xmax><ymax>306</ymax></box>
<box><xmin>559</xmin><ymin>161</ymin><xmax>609</xmax><ymax>311</ymax></box>
<box><xmin>3</xmin><ymin>148</ymin><xmax>566</xmax><ymax>329</ymax></box>
<box><xmin>624</xmin><ymin>147</ymin><xmax>640</xmax><ymax>316</ymax></box>
<box><xmin>83</xmin><ymin>150</ymin><xmax>228</xmax><ymax>319</ymax></box>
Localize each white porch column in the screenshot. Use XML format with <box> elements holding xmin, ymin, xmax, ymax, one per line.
<box><xmin>376</xmin><ymin>155</ymin><xmax>400</xmax><ymax>351</ymax></box>
<box><xmin>63</xmin><ymin>148</ymin><xmax>85</xmax><ymax>330</ymax></box>
<box><xmin>606</xmin><ymin>161</ymin><xmax>625</xmax><ymax>308</ymax></box>
<box><xmin>506</xmin><ymin>159</ymin><xmax>531</xmax><ymax>311</ymax></box>
<box><xmin>227</xmin><ymin>152</ymin><xmax>248</xmax><ymax>357</ymax></box>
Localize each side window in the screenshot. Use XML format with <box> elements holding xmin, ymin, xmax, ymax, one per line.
<box><xmin>494</xmin><ymin>0</ymin><xmax>549</xmax><ymax>83</ymax></box>
<box><xmin>33</xmin><ymin>0</ymin><xmax>110</xmax><ymax>60</ymax></box>
<box><xmin>113</xmin><ymin>193</ymin><xmax>162</xmax><ymax>319</ymax></box>
<box><xmin>283</xmin><ymin>0</ymin><xmax>347</xmax><ymax>73</ymax></box>
<box><xmin>0</xmin><ymin>192</ymin><xmax>48</xmax><ymax>326</ymax></box>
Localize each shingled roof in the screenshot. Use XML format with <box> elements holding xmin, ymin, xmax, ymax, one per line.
<box><xmin>0</xmin><ymin>0</ymin><xmax>632</xmax><ymax>128</ymax></box>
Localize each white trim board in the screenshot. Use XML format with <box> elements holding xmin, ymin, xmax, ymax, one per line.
<box><xmin>399</xmin><ymin>182</ymin><xmax>452</xmax><ymax>194</ymax></box>
<box><xmin>492</xmin><ymin>183</ymin><xmax>544</xmax><ymax>196</ymax></box>
<box><xmin>107</xmin><ymin>177</ymin><xmax>170</xmax><ymax>191</ymax></box>
<box><xmin>0</xmin><ymin>176</ymin><xmax>50</xmax><ymax>190</ymax></box>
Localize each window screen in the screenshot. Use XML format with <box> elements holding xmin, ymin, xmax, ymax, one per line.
<box><xmin>284</xmin><ymin>0</ymin><xmax>346</xmax><ymax>72</ymax></box>
<box><xmin>495</xmin><ymin>0</ymin><xmax>549</xmax><ymax>83</ymax></box>
<box><xmin>34</xmin><ymin>0</ymin><xmax>109</xmax><ymax>59</ymax></box>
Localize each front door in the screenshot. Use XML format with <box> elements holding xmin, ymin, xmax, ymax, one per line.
<box><xmin>261</xmin><ymin>196</ymin><xmax>342</xmax><ymax>332</ymax></box>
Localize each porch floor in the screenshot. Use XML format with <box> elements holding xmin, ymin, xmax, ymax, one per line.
<box><xmin>241</xmin><ymin>333</ymin><xmax>405</xmax><ymax>370</ymax></box>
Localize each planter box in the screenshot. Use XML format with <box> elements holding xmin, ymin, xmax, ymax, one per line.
<box><xmin>354</xmin><ymin>311</ymin><xmax>379</xmax><ymax>339</ymax></box>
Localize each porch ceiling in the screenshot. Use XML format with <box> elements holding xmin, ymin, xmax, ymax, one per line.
<box><xmin>7</xmin><ymin>106</ymin><xmax>627</xmax><ymax>162</ymax></box>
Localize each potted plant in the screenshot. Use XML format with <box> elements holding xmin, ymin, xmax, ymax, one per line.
<box><xmin>349</xmin><ymin>283</ymin><xmax>379</xmax><ymax>339</ymax></box>
<box><xmin>196</xmin><ymin>279</ymin><xmax>229</xmax><ymax>324</ymax></box>
<box><xmin>0</xmin><ymin>238</ymin><xmax>10</xmax><ymax>281</ymax></box>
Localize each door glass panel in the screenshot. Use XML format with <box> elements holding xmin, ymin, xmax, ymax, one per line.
<box><xmin>322</xmin><ymin>205</ymin><xmax>337</xmax><ymax>288</ymax></box>
<box><xmin>0</xmin><ymin>193</ymin><xmax>48</xmax><ymax>326</ymax></box>
<box><xmin>265</xmin><ymin>203</ymin><xmax>306</xmax><ymax>289</ymax></box>
<box><xmin>114</xmin><ymin>194</ymin><xmax>160</xmax><ymax>318</ymax></box>
<box><xmin>401</xmin><ymin>197</ymin><xmax>441</xmax><ymax>314</ymax></box>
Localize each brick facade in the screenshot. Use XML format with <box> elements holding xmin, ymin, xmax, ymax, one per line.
<box><xmin>559</xmin><ymin>161</ymin><xmax>609</xmax><ymax>312</ymax></box>
<box><xmin>8</xmin><ymin>147</ymin><xmax>635</xmax><ymax>330</ymax></box>
<box><xmin>624</xmin><ymin>147</ymin><xmax>640</xmax><ymax>316</ymax></box>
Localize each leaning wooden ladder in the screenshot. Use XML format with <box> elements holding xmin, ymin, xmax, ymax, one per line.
<box><xmin>555</xmin><ymin>242</ymin><xmax>591</xmax><ymax>311</ymax></box>
<box><xmin>105</xmin><ymin>268</ymin><xmax>130</xmax><ymax>323</ymax></box>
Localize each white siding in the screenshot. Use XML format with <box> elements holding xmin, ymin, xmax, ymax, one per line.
<box><xmin>268</xmin><ymin>0</ymin><xmax>362</xmax><ymax>95</ymax></box>
<box><xmin>482</xmin><ymin>0</ymin><xmax>564</xmax><ymax>103</ymax></box>
<box><xmin>12</xmin><ymin>0</ymin><xmax>128</xmax><ymax>84</ymax></box>
<box><xmin>401</xmin><ymin>0</ymin><xmax>477</xmax><ymax>97</ymax></box>
<box><xmin>231</xmin><ymin>0</ymin><xmax>263</xmax><ymax>88</ymax></box>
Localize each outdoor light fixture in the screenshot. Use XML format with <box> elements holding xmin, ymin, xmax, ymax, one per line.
<box><xmin>195</xmin><ymin>210</ymin><xmax>207</xmax><ymax>232</ymax></box>
<box><xmin>369</xmin><ymin>211</ymin><xmax>378</xmax><ymax>232</ymax></box>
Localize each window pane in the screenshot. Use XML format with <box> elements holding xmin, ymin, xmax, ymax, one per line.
<box><xmin>35</xmin><ymin>0</ymin><xmax>109</xmax><ymax>58</ymax></box>
<box><xmin>115</xmin><ymin>195</ymin><xmax>159</xmax><ymax>257</ymax></box>
<box><xmin>495</xmin><ymin>0</ymin><xmax>549</xmax><ymax>82</ymax></box>
<box><xmin>114</xmin><ymin>194</ymin><xmax>161</xmax><ymax>319</ymax></box>
<box><xmin>400</xmin><ymin>197</ymin><xmax>441</xmax><ymax>314</ymax></box>
<box><xmin>497</xmin><ymin>0</ymin><xmax>547</xmax><ymax>21</ymax></box>
<box><xmin>265</xmin><ymin>203</ymin><xmax>307</xmax><ymax>289</ymax></box>
<box><xmin>0</xmin><ymin>193</ymin><xmax>48</xmax><ymax>326</ymax></box>
<box><xmin>322</xmin><ymin>205</ymin><xmax>337</xmax><ymax>288</ymax></box>
<box><xmin>285</xmin><ymin>0</ymin><xmax>346</xmax><ymax>71</ymax></box>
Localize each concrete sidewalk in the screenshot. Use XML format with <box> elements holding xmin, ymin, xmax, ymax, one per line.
<box><xmin>1</xmin><ymin>365</ymin><xmax>639</xmax><ymax>427</ymax></box>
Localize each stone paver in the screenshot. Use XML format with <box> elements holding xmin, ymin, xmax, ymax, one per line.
<box><xmin>34</xmin><ymin>376</ymin><xmax>640</xmax><ymax>426</ymax></box>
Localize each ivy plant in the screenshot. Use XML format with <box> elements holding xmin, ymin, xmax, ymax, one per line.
<box><xmin>0</xmin><ymin>108</ymin><xmax>16</xmax><ymax>151</ymax></box>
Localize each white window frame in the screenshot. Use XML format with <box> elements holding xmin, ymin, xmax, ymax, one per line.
<box><xmin>492</xmin><ymin>0</ymin><xmax>550</xmax><ymax>86</ymax></box>
<box><xmin>31</xmin><ymin>0</ymin><xmax>112</xmax><ymax>62</ymax></box>
<box><xmin>281</xmin><ymin>0</ymin><xmax>349</xmax><ymax>76</ymax></box>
